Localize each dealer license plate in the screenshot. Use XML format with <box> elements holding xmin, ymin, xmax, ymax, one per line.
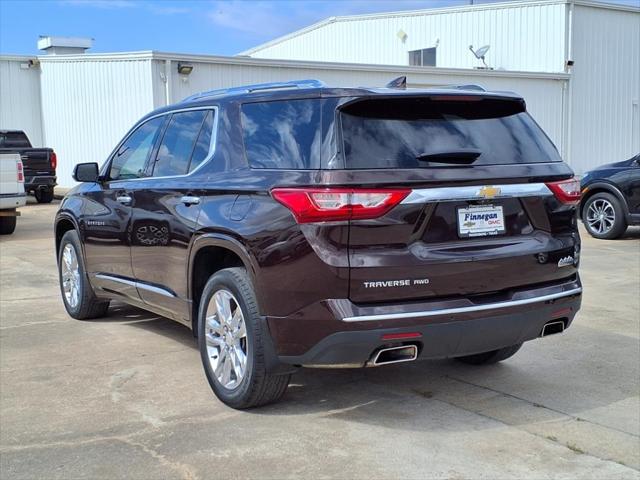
<box><xmin>457</xmin><ymin>205</ymin><xmax>506</xmax><ymax>238</ymax></box>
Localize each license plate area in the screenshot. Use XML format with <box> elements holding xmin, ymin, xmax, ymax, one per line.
<box><xmin>457</xmin><ymin>204</ymin><xmax>506</xmax><ymax>238</ymax></box>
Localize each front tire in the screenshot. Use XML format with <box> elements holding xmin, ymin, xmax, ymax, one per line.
<box><xmin>35</xmin><ymin>187</ymin><xmax>54</xmax><ymax>204</ymax></box>
<box><xmin>582</xmin><ymin>192</ymin><xmax>627</xmax><ymax>239</ymax></box>
<box><xmin>455</xmin><ymin>343</ymin><xmax>523</xmax><ymax>365</ymax></box>
<box><xmin>58</xmin><ymin>230</ymin><xmax>110</xmax><ymax>319</ymax></box>
<box><xmin>198</xmin><ymin>267</ymin><xmax>290</xmax><ymax>409</ymax></box>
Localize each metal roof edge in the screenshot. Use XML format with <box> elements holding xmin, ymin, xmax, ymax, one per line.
<box><xmin>571</xmin><ymin>0</ymin><xmax>640</xmax><ymax>13</ymax></box>
<box><xmin>18</xmin><ymin>49</ymin><xmax>570</xmax><ymax>80</ymax></box>
<box><xmin>148</xmin><ymin>51</ymin><xmax>570</xmax><ymax>80</ymax></box>
<box><xmin>0</xmin><ymin>54</ymin><xmax>39</xmax><ymax>62</ymax></box>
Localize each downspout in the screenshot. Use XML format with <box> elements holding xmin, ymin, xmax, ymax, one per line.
<box><xmin>164</xmin><ymin>59</ymin><xmax>172</xmax><ymax>105</ymax></box>
<box><xmin>564</xmin><ymin>1</ymin><xmax>574</xmax><ymax>167</ymax></box>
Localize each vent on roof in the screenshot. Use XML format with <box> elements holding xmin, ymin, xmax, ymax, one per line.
<box><xmin>37</xmin><ymin>36</ymin><xmax>93</xmax><ymax>55</ymax></box>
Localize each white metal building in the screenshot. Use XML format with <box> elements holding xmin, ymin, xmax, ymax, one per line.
<box><xmin>0</xmin><ymin>0</ymin><xmax>637</xmax><ymax>187</ymax></box>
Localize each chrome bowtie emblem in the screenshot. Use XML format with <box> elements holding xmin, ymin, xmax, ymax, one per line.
<box><xmin>477</xmin><ymin>186</ymin><xmax>501</xmax><ymax>199</ymax></box>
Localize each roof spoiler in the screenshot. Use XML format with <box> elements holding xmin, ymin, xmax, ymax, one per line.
<box><xmin>385</xmin><ymin>77</ymin><xmax>486</xmax><ymax>92</ymax></box>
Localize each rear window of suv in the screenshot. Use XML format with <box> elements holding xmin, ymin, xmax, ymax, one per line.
<box><xmin>241</xmin><ymin>99</ymin><xmax>321</xmax><ymax>169</ymax></box>
<box><xmin>339</xmin><ymin>96</ymin><xmax>561</xmax><ymax>169</ymax></box>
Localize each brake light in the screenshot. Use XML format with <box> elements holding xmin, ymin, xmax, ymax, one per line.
<box><xmin>50</xmin><ymin>151</ymin><xmax>57</xmax><ymax>170</ymax></box>
<box><xmin>546</xmin><ymin>178</ymin><xmax>581</xmax><ymax>205</ymax></box>
<box><xmin>16</xmin><ymin>161</ymin><xmax>24</xmax><ymax>183</ymax></box>
<box><xmin>271</xmin><ymin>188</ymin><xmax>410</xmax><ymax>223</ymax></box>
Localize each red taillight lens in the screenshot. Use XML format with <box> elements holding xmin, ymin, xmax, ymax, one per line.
<box><xmin>271</xmin><ymin>188</ymin><xmax>410</xmax><ymax>223</ymax></box>
<box><xmin>16</xmin><ymin>161</ymin><xmax>24</xmax><ymax>183</ymax></box>
<box><xmin>50</xmin><ymin>151</ymin><xmax>57</xmax><ymax>170</ymax></box>
<box><xmin>546</xmin><ymin>178</ymin><xmax>581</xmax><ymax>205</ymax></box>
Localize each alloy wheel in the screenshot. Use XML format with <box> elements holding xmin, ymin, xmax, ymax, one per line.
<box><xmin>586</xmin><ymin>198</ymin><xmax>615</xmax><ymax>235</ymax></box>
<box><xmin>61</xmin><ymin>243</ymin><xmax>81</xmax><ymax>309</ymax></box>
<box><xmin>205</xmin><ymin>289</ymin><xmax>248</xmax><ymax>389</ymax></box>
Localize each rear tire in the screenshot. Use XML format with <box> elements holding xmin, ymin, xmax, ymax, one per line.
<box><xmin>57</xmin><ymin>230</ymin><xmax>110</xmax><ymax>319</ymax></box>
<box><xmin>35</xmin><ymin>187</ymin><xmax>54</xmax><ymax>204</ymax></box>
<box><xmin>198</xmin><ymin>267</ymin><xmax>290</xmax><ymax>409</ymax></box>
<box><xmin>582</xmin><ymin>192</ymin><xmax>627</xmax><ymax>239</ymax></box>
<box><xmin>455</xmin><ymin>343</ymin><xmax>523</xmax><ymax>365</ymax></box>
<box><xmin>0</xmin><ymin>215</ymin><xmax>17</xmax><ymax>235</ymax></box>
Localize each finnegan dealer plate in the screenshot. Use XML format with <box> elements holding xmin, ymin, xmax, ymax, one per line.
<box><xmin>457</xmin><ymin>205</ymin><xmax>506</xmax><ymax>237</ymax></box>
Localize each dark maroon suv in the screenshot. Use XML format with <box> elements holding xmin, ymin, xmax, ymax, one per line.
<box><xmin>55</xmin><ymin>79</ymin><xmax>582</xmax><ymax>408</ymax></box>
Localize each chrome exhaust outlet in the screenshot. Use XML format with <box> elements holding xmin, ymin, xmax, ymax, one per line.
<box><xmin>541</xmin><ymin>320</ymin><xmax>565</xmax><ymax>337</ymax></box>
<box><xmin>368</xmin><ymin>345</ymin><xmax>418</xmax><ymax>367</ymax></box>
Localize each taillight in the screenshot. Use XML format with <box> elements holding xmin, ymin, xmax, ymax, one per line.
<box><xmin>546</xmin><ymin>178</ymin><xmax>581</xmax><ymax>205</ymax></box>
<box><xmin>271</xmin><ymin>188</ymin><xmax>410</xmax><ymax>223</ymax></box>
<box><xmin>50</xmin><ymin>151</ymin><xmax>57</xmax><ymax>170</ymax></box>
<box><xmin>16</xmin><ymin>161</ymin><xmax>24</xmax><ymax>183</ymax></box>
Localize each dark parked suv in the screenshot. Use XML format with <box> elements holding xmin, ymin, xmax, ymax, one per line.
<box><xmin>55</xmin><ymin>79</ymin><xmax>583</xmax><ymax>408</ymax></box>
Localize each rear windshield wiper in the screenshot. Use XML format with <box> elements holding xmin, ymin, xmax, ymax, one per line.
<box><xmin>415</xmin><ymin>148</ymin><xmax>482</xmax><ymax>165</ymax></box>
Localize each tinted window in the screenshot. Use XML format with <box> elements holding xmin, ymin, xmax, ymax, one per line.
<box><xmin>189</xmin><ymin>111</ymin><xmax>214</xmax><ymax>173</ymax></box>
<box><xmin>110</xmin><ymin>116</ymin><xmax>165</xmax><ymax>180</ymax></box>
<box><xmin>0</xmin><ymin>131</ymin><xmax>31</xmax><ymax>148</ymax></box>
<box><xmin>152</xmin><ymin>110</ymin><xmax>208</xmax><ymax>177</ymax></box>
<box><xmin>241</xmin><ymin>99</ymin><xmax>321</xmax><ymax>169</ymax></box>
<box><xmin>340</xmin><ymin>97</ymin><xmax>561</xmax><ymax>169</ymax></box>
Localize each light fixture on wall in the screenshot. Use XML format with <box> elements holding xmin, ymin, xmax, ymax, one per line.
<box><xmin>177</xmin><ymin>63</ymin><xmax>194</xmax><ymax>75</ymax></box>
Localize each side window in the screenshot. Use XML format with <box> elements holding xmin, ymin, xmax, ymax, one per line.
<box><xmin>152</xmin><ymin>110</ymin><xmax>208</xmax><ymax>177</ymax></box>
<box><xmin>110</xmin><ymin>116</ymin><xmax>165</xmax><ymax>180</ymax></box>
<box><xmin>189</xmin><ymin>111</ymin><xmax>215</xmax><ymax>173</ymax></box>
<box><xmin>241</xmin><ymin>99</ymin><xmax>321</xmax><ymax>169</ymax></box>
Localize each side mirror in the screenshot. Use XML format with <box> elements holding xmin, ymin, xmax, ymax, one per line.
<box><xmin>73</xmin><ymin>162</ymin><xmax>100</xmax><ymax>183</ymax></box>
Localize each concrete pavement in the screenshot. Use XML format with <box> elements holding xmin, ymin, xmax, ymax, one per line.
<box><xmin>1</xmin><ymin>200</ymin><xmax>639</xmax><ymax>479</ymax></box>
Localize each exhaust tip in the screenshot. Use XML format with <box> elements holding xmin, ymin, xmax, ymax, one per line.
<box><xmin>368</xmin><ymin>345</ymin><xmax>418</xmax><ymax>367</ymax></box>
<box><xmin>541</xmin><ymin>320</ymin><xmax>565</xmax><ymax>337</ymax></box>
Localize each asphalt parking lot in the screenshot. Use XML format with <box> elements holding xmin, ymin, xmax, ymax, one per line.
<box><xmin>1</xmin><ymin>200</ymin><xmax>639</xmax><ymax>480</ymax></box>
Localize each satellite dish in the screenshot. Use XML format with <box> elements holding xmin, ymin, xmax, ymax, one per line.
<box><xmin>469</xmin><ymin>44</ymin><xmax>490</xmax><ymax>68</ymax></box>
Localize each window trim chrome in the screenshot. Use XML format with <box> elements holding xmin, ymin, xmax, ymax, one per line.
<box><xmin>341</xmin><ymin>287</ymin><xmax>582</xmax><ymax>322</ymax></box>
<box><xmin>401</xmin><ymin>182</ymin><xmax>553</xmax><ymax>204</ymax></box>
<box><xmin>103</xmin><ymin>105</ymin><xmax>219</xmax><ymax>183</ymax></box>
<box><xmin>95</xmin><ymin>273</ymin><xmax>176</xmax><ymax>298</ymax></box>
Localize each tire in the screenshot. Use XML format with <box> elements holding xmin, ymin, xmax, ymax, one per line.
<box><xmin>58</xmin><ymin>230</ymin><xmax>110</xmax><ymax>319</ymax></box>
<box><xmin>35</xmin><ymin>188</ymin><xmax>54</xmax><ymax>204</ymax></box>
<box><xmin>582</xmin><ymin>192</ymin><xmax>627</xmax><ymax>239</ymax></box>
<box><xmin>455</xmin><ymin>343</ymin><xmax>523</xmax><ymax>365</ymax></box>
<box><xmin>198</xmin><ymin>267</ymin><xmax>290</xmax><ymax>409</ymax></box>
<box><xmin>0</xmin><ymin>215</ymin><xmax>17</xmax><ymax>235</ymax></box>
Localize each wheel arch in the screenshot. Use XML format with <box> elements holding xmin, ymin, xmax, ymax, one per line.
<box><xmin>188</xmin><ymin>234</ymin><xmax>260</xmax><ymax>334</ymax></box>
<box><xmin>580</xmin><ymin>182</ymin><xmax>629</xmax><ymax>219</ymax></box>
<box><xmin>54</xmin><ymin>215</ymin><xmax>79</xmax><ymax>257</ymax></box>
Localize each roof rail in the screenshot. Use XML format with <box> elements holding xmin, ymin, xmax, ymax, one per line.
<box><xmin>442</xmin><ymin>84</ymin><xmax>486</xmax><ymax>92</ymax></box>
<box><xmin>182</xmin><ymin>79</ymin><xmax>326</xmax><ymax>102</ymax></box>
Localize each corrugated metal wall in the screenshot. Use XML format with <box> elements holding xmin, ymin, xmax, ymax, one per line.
<box><xmin>247</xmin><ymin>2</ymin><xmax>567</xmax><ymax>73</ymax></box>
<box><xmin>39</xmin><ymin>57</ymin><xmax>155</xmax><ymax>187</ymax></box>
<box><xmin>570</xmin><ymin>5</ymin><xmax>640</xmax><ymax>172</ymax></box>
<box><xmin>0</xmin><ymin>57</ymin><xmax>43</xmax><ymax>146</ymax></box>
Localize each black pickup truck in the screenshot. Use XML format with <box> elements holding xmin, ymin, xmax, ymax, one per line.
<box><xmin>0</xmin><ymin>130</ymin><xmax>57</xmax><ymax>203</ymax></box>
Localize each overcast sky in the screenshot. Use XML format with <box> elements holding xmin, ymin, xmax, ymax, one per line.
<box><xmin>1</xmin><ymin>0</ymin><xmax>638</xmax><ymax>56</ymax></box>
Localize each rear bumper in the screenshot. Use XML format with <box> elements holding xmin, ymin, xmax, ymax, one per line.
<box><xmin>0</xmin><ymin>193</ymin><xmax>27</xmax><ymax>211</ymax></box>
<box><xmin>25</xmin><ymin>176</ymin><xmax>56</xmax><ymax>190</ymax></box>
<box><xmin>268</xmin><ymin>276</ymin><xmax>582</xmax><ymax>367</ymax></box>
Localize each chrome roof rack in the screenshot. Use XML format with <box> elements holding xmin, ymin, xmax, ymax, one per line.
<box><xmin>183</xmin><ymin>79</ymin><xmax>326</xmax><ymax>102</ymax></box>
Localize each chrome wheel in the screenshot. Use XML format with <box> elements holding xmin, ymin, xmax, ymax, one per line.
<box><xmin>61</xmin><ymin>243</ymin><xmax>81</xmax><ymax>309</ymax></box>
<box><xmin>586</xmin><ymin>199</ymin><xmax>615</xmax><ymax>235</ymax></box>
<box><xmin>205</xmin><ymin>289</ymin><xmax>248</xmax><ymax>389</ymax></box>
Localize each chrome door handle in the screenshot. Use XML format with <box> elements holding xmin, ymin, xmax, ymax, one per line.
<box><xmin>181</xmin><ymin>196</ymin><xmax>201</xmax><ymax>206</ymax></box>
<box><xmin>116</xmin><ymin>195</ymin><xmax>132</xmax><ymax>205</ymax></box>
